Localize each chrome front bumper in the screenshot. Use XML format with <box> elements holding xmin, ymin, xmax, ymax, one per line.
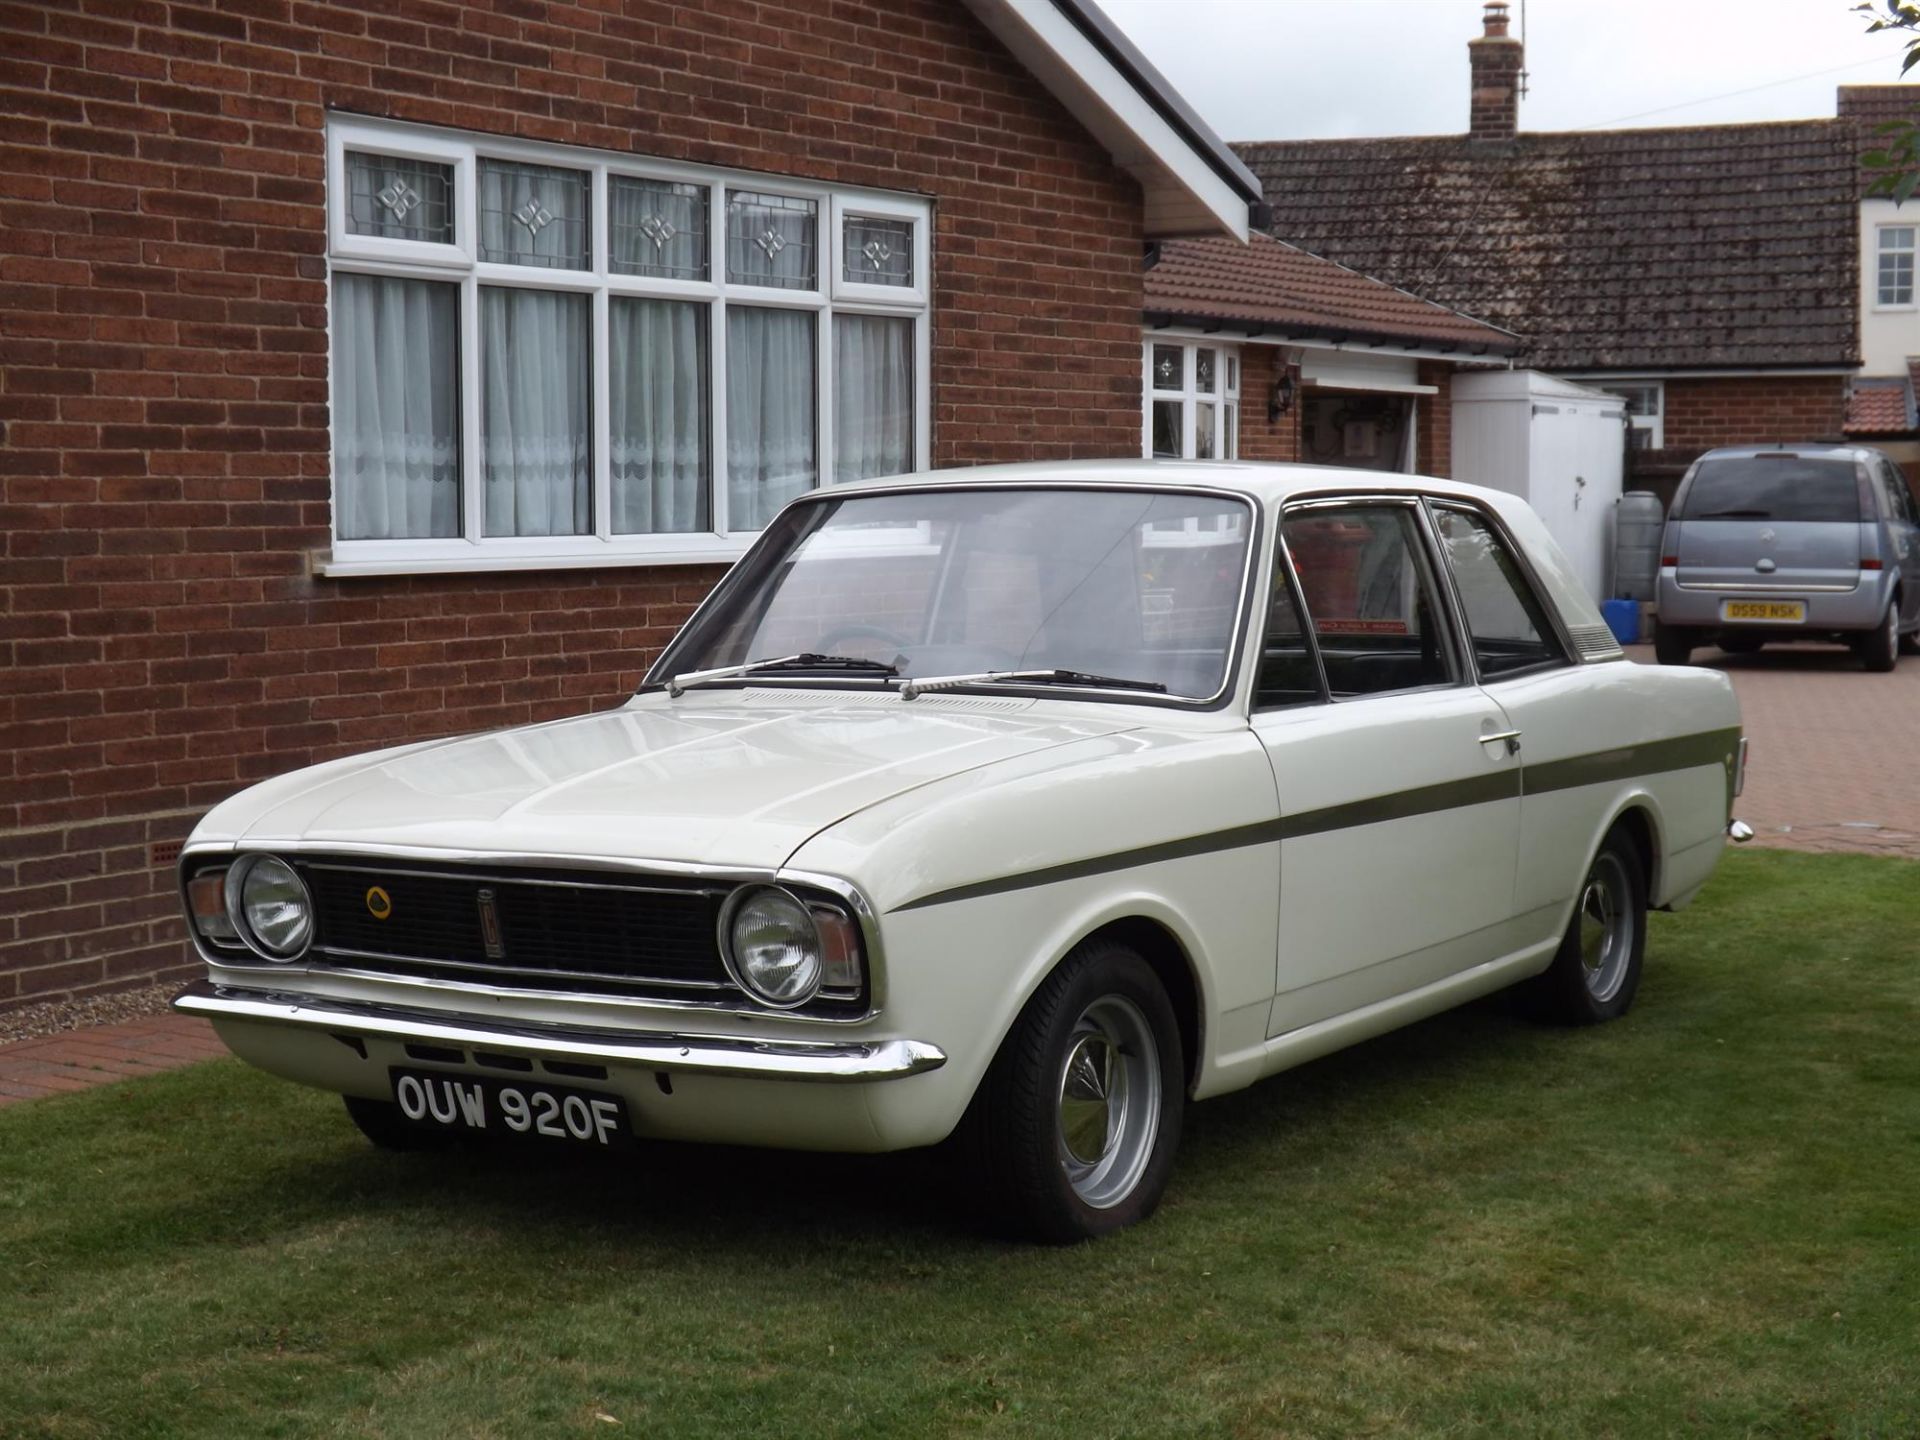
<box><xmin>173</xmin><ymin>981</ymin><xmax>946</xmax><ymax>1084</ymax></box>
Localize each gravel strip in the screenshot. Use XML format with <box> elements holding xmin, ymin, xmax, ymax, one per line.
<box><xmin>0</xmin><ymin>983</ymin><xmax>181</xmax><ymax>1047</ymax></box>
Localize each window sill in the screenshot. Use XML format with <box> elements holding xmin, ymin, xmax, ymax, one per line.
<box><xmin>313</xmin><ymin>543</ymin><xmax>753</xmax><ymax>578</ymax></box>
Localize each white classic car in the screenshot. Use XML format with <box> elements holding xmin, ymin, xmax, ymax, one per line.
<box><xmin>176</xmin><ymin>462</ymin><xmax>1749</xmax><ymax>1241</ymax></box>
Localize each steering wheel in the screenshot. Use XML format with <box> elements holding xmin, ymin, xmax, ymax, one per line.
<box><xmin>818</xmin><ymin>622</ymin><xmax>912</xmax><ymax>653</ymax></box>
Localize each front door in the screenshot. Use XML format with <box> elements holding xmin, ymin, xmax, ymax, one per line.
<box><xmin>1253</xmin><ymin>499</ymin><xmax>1523</xmax><ymax>1036</ymax></box>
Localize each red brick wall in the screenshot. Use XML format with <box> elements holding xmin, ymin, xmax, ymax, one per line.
<box><xmin>0</xmin><ymin>0</ymin><xmax>1150</xmax><ymax>1009</ymax></box>
<box><xmin>1235</xmin><ymin>345</ymin><xmax>1299</xmax><ymax>461</ymax></box>
<box><xmin>1662</xmin><ymin>375</ymin><xmax>1849</xmax><ymax>451</ymax></box>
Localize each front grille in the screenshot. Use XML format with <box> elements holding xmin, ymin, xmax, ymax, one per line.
<box><xmin>299</xmin><ymin>858</ymin><xmax>730</xmax><ymax>999</ymax></box>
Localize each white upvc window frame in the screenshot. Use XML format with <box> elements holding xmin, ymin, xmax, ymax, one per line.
<box><xmin>322</xmin><ymin>116</ymin><xmax>932</xmax><ymax>577</ymax></box>
<box><xmin>1589</xmin><ymin>381</ymin><xmax>1665</xmax><ymax>449</ymax></box>
<box><xmin>1142</xmin><ymin>336</ymin><xmax>1240</xmax><ymax>461</ymax></box>
<box><xmin>1876</xmin><ymin>224</ymin><xmax>1917</xmax><ymax>311</ymax></box>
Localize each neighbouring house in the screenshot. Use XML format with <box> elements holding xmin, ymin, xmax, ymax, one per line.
<box><xmin>1840</xmin><ymin>83</ymin><xmax>1920</xmax><ymax>475</ymax></box>
<box><xmin>1236</xmin><ymin>1</ymin><xmax>1863</xmax><ymax>507</ymax></box>
<box><xmin>2</xmin><ymin>0</ymin><xmax>1285</xmax><ymax>1009</ymax></box>
<box><xmin>1140</xmin><ymin>230</ymin><xmax>1524</xmax><ymax>473</ymax></box>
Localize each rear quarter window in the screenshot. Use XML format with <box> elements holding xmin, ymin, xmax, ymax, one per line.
<box><xmin>1680</xmin><ymin>457</ymin><xmax>1861</xmax><ymax>524</ymax></box>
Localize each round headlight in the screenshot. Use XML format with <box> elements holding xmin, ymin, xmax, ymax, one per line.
<box><xmin>225</xmin><ymin>855</ymin><xmax>312</xmax><ymax>960</ymax></box>
<box><xmin>722</xmin><ymin>886</ymin><xmax>822</xmax><ymax>1008</ymax></box>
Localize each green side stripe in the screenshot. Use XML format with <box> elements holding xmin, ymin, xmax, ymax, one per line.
<box><xmin>891</xmin><ymin>725</ymin><xmax>1742</xmax><ymax>914</ymax></box>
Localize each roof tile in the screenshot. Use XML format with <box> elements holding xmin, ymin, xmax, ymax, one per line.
<box><xmin>1144</xmin><ymin>231</ymin><xmax>1521</xmax><ymax>354</ymax></box>
<box><xmin>1234</xmin><ymin>121</ymin><xmax>1861</xmax><ymax>371</ymax></box>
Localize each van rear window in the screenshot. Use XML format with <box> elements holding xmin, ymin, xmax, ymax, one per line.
<box><xmin>1681</xmin><ymin>457</ymin><xmax>1861</xmax><ymax>523</ymax></box>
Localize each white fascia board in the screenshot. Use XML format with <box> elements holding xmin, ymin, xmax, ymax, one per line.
<box><xmin>962</xmin><ymin>0</ymin><xmax>1248</xmax><ymax>241</ymax></box>
<box><xmin>1144</xmin><ymin>324</ymin><xmax>1513</xmax><ymax>366</ymax></box>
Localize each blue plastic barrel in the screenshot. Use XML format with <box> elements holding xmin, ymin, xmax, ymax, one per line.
<box><xmin>1601</xmin><ymin>597</ymin><xmax>1640</xmax><ymax>645</ymax></box>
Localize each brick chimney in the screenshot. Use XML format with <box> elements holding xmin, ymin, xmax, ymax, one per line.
<box><xmin>1468</xmin><ymin>0</ymin><xmax>1524</xmax><ymax>141</ymax></box>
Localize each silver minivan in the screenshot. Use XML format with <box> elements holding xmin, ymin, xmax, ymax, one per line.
<box><xmin>1654</xmin><ymin>443</ymin><xmax>1920</xmax><ymax>671</ymax></box>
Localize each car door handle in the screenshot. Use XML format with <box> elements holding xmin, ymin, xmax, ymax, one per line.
<box><xmin>1478</xmin><ymin>728</ymin><xmax>1522</xmax><ymax>755</ymax></box>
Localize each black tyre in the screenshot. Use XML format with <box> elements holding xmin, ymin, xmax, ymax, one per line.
<box><xmin>1652</xmin><ymin>622</ymin><xmax>1695</xmax><ymax>666</ymax></box>
<box><xmin>1718</xmin><ymin>635</ymin><xmax>1764</xmax><ymax>655</ymax></box>
<box><xmin>958</xmin><ymin>940</ymin><xmax>1184</xmax><ymax>1243</ymax></box>
<box><xmin>1524</xmin><ymin>829</ymin><xmax>1648</xmax><ymax>1026</ymax></box>
<box><xmin>343</xmin><ymin>1094</ymin><xmax>459</xmax><ymax>1151</ymax></box>
<box><xmin>1858</xmin><ymin>600</ymin><xmax>1900</xmax><ymax>673</ymax></box>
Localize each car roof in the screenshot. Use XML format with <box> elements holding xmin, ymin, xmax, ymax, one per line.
<box><xmin>820</xmin><ymin>458</ymin><xmax>1516</xmax><ymax>508</ymax></box>
<box><xmin>1695</xmin><ymin>443</ymin><xmax>1881</xmax><ymax>461</ymax></box>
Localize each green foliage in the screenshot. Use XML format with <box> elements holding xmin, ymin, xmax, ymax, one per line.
<box><xmin>1</xmin><ymin>849</ymin><xmax>1918</xmax><ymax>1438</ymax></box>
<box><xmin>1855</xmin><ymin>2</ymin><xmax>1920</xmax><ymax>199</ymax></box>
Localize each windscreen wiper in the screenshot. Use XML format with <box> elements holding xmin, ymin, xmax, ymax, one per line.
<box><xmin>1695</xmin><ymin>508</ymin><xmax>1773</xmax><ymax>519</ymax></box>
<box><xmin>900</xmin><ymin>668</ymin><xmax>1167</xmax><ymax>700</ymax></box>
<box><xmin>668</xmin><ymin>653</ymin><xmax>899</xmax><ymax>696</ymax></box>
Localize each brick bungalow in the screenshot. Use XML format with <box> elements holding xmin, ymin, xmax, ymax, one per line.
<box><xmin>1236</xmin><ymin>1</ymin><xmax>1863</xmax><ymax>507</ymax></box>
<box><xmin>2</xmin><ymin>0</ymin><xmax>1290</xmax><ymax>1010</ymax></box>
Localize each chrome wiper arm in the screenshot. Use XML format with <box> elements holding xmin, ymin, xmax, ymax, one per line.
<box><xmin>900</xmin><ymin>668</ymin><xmax>1167</xmax><ymax>700</ymax></box>
<box><xmin>668</xmin><ymin>653</ymin><xmax>898</xmax><ymax>697</ymax></box>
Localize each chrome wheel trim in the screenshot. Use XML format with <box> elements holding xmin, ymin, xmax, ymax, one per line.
<box><xmin>1577</xmin><ymin>851</ymin><xmax>1635</xmax><ymax>1003</ymax></box>
<box><xmin>1055</xmin><ymin>994</ymin><xmax>1161</xmax><ymax>1210</ymax></box>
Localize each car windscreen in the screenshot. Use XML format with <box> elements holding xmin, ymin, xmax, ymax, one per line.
<box><xmin>652</xmin><ymin>486</ymin><xmax>1255</xmax><ymax>701</ymax></box>
<box><xmin>1680</xmin><ymin>457</ymin><xmax>1862</xmax><ymax>523</ymax></box>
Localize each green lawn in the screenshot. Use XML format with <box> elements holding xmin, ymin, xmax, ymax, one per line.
<box><xmin>3</xmin><ymin>849</ymin><xmax>1917</xmax><ymax>1439</ymax></box>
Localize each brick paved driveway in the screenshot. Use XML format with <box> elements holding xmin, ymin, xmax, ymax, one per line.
<box><xmin>1631</xmin><ymin>641</ymin><xmax>1920</xmax><ymax>860</ymax></box>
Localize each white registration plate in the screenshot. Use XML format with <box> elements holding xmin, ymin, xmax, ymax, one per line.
<box><xmin>1720</xmin><ymin>599</ymin><xmax>1805</xmax><ymax>623</ymax></box>
<box><xmin>390</xmin><ymin>1068</ymin><xmax>629</xmax><ymax>1146</ymax></box>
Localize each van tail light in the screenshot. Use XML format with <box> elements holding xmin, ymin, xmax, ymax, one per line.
<box><xmin>1660</xmin><ymin>555</ymin><xmax>1678</xmax><ymax>568</ymax></box>
<box><xmin>1861</xmin><ymin>557</ymin><xmax>1884</xmax><ymax>571</ymax></box>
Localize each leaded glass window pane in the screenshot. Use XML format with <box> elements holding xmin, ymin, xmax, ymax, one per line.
<box><xmin>479</xmin><ymin>159</ymin><xmax>590</xmax><ymax>270</ymax></box>
<box><xmin>842</xmin><ymin>215</ymin><xmax>913</xmax><ymax>287</ymax></box>
<box><xmin>1151</xmin><ymin>345</ymin><xmax>1183</xmax><ymax>391</ymax></box>
<box><xmin>480</xmin><ymin>286</ymin><xmax>592</xmax><ymax>536</ymax></box>
<box><xmin>726</xmin><ymin>191</ymin><xmax>817</xmax><ymax>290</ymax></box>
<box><xmin>1196</xmin><ymin>348</ymin><xmax>1217</xmax><ymax>394</ymax></box>
<box><xmin>345</xmin><ymin>152</ymin><xmax>454</xmax><ymax>244</ymax></box>
<box><xmin>610</xmin><ymin>298</ymin><xmax>710</xmax><ymax>533</ymax></box>
<box><xmin>610</xmin><ymin>177</ymin><xmax>709</xmax><ymax>282</ymax></box>
<box><xmin>334</xmin><ymin>274</ymin><xmax>461</xmax><ymax>539</ymax></box>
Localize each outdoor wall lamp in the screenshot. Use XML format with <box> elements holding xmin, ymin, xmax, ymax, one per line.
<box><xmin>1269</xmin><ymin>371</ymin><xmax>1295</xmax><ymax>424</ymax></box>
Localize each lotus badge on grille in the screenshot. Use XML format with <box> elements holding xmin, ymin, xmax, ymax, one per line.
<box><xmin>365</xmin><ymin>886</ymin><xmax>392</xmax><ymax>921</ymax></box>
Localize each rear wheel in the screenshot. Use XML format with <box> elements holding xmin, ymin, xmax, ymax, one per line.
<box><xmin>958</xmin><ymin>940</ymin><xmax>1184</xmax><ymax>1243</ymax></box>
<box><xmin>1653</xmin><ymin>622</ymin><xmax>1695</xmax><ymax>666</ymax></box>
<box><xmin>1524</xmin><ymin>828</ymin><xmax>1647</xmax><ymax>1026</ymax></box>
<box><xmin>1858</xmin><ymin>600</ymin><xmax>1899</xmax><ymax>673</ymax></box>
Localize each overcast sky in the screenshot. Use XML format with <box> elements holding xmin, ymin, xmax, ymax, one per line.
<box><xmin>1098</xmin><ymin>0</ymin><xmax>1917</xmax><ymax>142</ymax></box>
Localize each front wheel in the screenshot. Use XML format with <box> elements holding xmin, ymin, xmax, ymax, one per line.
<box><xmin>1523</xmin><ymin>829</ymin><xmax>1648</xmax><ymax>1026</ymax></box>
<box><xmin>1653</xmin><ymin>621</ymin><xmax>1695</xmax><ymax>666</ymax></box>
<box><xmin>958</xmin><ymin>940</ymin><xmax>1184</xmax><ymax>1243</ymax></box>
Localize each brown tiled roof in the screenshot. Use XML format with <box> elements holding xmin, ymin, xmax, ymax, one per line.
<box><xmin>1846</xmin><ymin>378</ymin><xmax>1912</xmax><ymax>434</ymax></box>
<box><xmin>1144</xmin><ymin>231</ymin><xmax>1522</xmax><ymax>355</ymax></box>
<box><xmin>1838</xmin><ymin>85</ymin><xmax>1920</xmax><ymax>197</ymax></box>
<box><xmin>1235</xmin><ymin>121</ymin><xmax>1861</xmax><ymax>371</ymax></box>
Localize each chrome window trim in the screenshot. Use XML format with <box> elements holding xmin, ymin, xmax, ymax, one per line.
<box><xmin>1250</xmin><ymin>523</ymin><xmax>1332</xmax><ymax>712</ymax></box>
<box><xmin>639</xmin><ymin>480</ymin><xmax>1266</xmax><ymax>714</ymax></box>
<box><xmin>1278</xmin><ymin>493</ymin><xmax>1471</xmax><ymax>700</ymax></box>
<box><xmin>1421</xmin><ymin>496</ymin><xmax>1578</xmax><ymax>681</ymax></box>
<box><xmin>180</xmin><ymin>841</ymin><xmax>888</xmax><ymax>1025</ymax></box>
